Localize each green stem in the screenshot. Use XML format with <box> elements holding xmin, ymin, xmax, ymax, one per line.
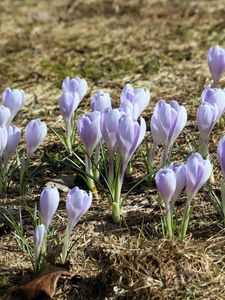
<box><xmin>85</xmin><ymin>154</ymin><xmax>96</xmax><ymax>192</ymax></box>
<box><xmin>61</xmin><ymin>228</ymin><xmax>70</xmax><ymax>264</ymax></box>
<box><xmin>19</xmin><ymin>155</ymin><xmax>29</xmax><ymax>195</ymax></box>
<box><xmin>165</xmin><ymin>206</ymin><xmax>173</xmax><ymax>239</ymax></box>
<box><xmin>180</xmin><ymin>204</ymin><xmax>191</xmax><ymax>240</ymax></box>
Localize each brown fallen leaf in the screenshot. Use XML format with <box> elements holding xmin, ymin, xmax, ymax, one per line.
<box><xmin>14</xmin><ymin>264</ymin><xmax>71</xmax><ymax>300</ymax></box>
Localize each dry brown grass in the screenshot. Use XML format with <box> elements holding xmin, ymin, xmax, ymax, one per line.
<box><xmin>1</xmin><ymin>0</ymin><xmax>225</xmax><ymax>299</ymax></box>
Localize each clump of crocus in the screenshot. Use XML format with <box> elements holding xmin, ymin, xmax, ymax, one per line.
<box><xmin>155</xmin><ymin>168</ymin><xmax>176</xmax><ymax>238</ymax></box>
<box><xmin>150</xmin><ymin>100</ymin><xmax>187</xmax><ymax>164</ymax></box>
<box><xmin>61</xmin><ymin>187</ymin><xmax>92</xmax><ymax>263</ymax></box>
<box><xmin>102</xmin><ymin>110</ymin><xmax>146</xmax><ymax>223</ymax></box>
<box><xmin>2</xmin><ymin>87</ymin><xmax>25</xmax><ymax>122</ymax></box>
<box><xmin>208</xmin><ymin>45</ymin><xmax>225</xmax><ymax>86</ymax></box>
<box><xmin>77</xmin><ymin>111</ymin><xmax>102</xmax><ymax>191</ymax></box>
<box><xmin>180</xmin><ymin>153</ymin><xmax>212</xmax><ymax>240</ymax></box>
<box><xmin>120</xmin><ymin>83</ymin><xmax>151</xmax><ymax>119</ymax></box>
<box><xmin>197</xmin><ymin>102</ymin><xmax>219</xmax><ymax>159</ymax></box>
<box><xmin>20</xmin><ymin>119</ymin><xmax>47</xmax><ymax>194</ymax></box>
<box><xmin>217</xmin><ymin>136</ymin><xmax>225</xmax><ymax>223</ymax></box>
<box><xmin>92</xmin><ymin>90</ymin><xmax>112</xmax><ymax>113</ymax></box>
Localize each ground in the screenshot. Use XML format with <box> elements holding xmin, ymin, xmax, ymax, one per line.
<box><xmin>0</xmin><ymin>0</ymin><xmax>225</xmax><ymax>299</ymax></box>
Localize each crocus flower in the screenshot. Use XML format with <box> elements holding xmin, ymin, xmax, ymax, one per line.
<box><xmin>217</xmin><ymin>135</ymin><xmax>225</xmax><ymax>178</ymax></box>
<box><xmin>155</xmin><ymin>168</ymin><xmax>177</xmax><ymax>238</ymax></box>
<box><xmin>92</xmin><ymin>90</ymin><xmax>112</xmax><ymax>113</ymax></box>
<box><xmin>0</xmin><ymin>126</ymin><xmax>8</xmax><ymax>158</ymax></box>
<box><xmin>25</xmin><ymin>119</ymin><xmax>47</xmax><ymax>157</ymax></box>
<box><xmin>197</xmin><ymin>102</ymin><xmax>218</xmax><ymax>142</ymax></box>
<box><xmin>2</xmin><ymin>87</ymin><xmax>25</xmax><ymax>121</ymax></box>
<box><xmin>169</xmin><ymin>163</ymin><xmax>186</xmax><ymax>209</ymax></box>
<box><xmin>66</xmin><ymin>186</ymin><xmax>92</xmax><ymax>235</ymax></box>
<box><xmin>77</xmin><ymin>111</ymin><xmax>102</xmax><ymax>156</ymax></box>
<box><xmin>62</xmin><ymin>76</ymin><xmax>88</xmax><ymax>100</ymax></box>
<box><xmin>119</xmin><ymin>100</ymin><xmax>140</xmax><ymax>120</ymax></box>
<box><xmin>40</xmin><ymin>187</ymin><xmax>60</xmax><ymax>230</ymax></box>
<box><xmin>117</xmin><ymin>114</ymin><xmax>146</xmax><ymax>168</ymax></box>
<box><xmin>4</xmin><ymin>125</ymin><xmax>21</xmax><ymax>163</ymax></box>
<box><xmin>33</xmin><ymin>224</ymin><xmax>45</xmax><ymax>266</ymax></box>
<box><xmin>208</xmin><ymin>45</ymin><xmax>225</xmax><ymax>85</ymax></box>
<box><xmin>59</xmin><ymin>91</ymin><xmax>80</xmax><ymax>131</ymax></box>
<box><xmin>150</xmin><ymin>100</ymin><xmax>187</xmax><ymax>163</ymax></box>
<box><xmin>0</xmin><ymin>105</ymin><xmax>11</xmax><ymax>126</ymax></box>
<box><xmin>120</xmin><ymin>83</ymin><xmax>151</xmax><ymax>117</ymax></box>
<box><xmin>201</xmin><ymin>87</ymin><xmax>225</xmax><ymax>118</ymax></box>
<box><xmin>180</xmin><ymin>153</ymin><xmax>212</xmax><ymax>239</ymax></box>
<box><xmin>185</xmin><ymin>153</ymin><xmax>212</xmax><ymax>203</ymax></box>
<box><xmin>101</xmin><ymin>108</ymin><xmax>123</xmax><ymax>154</ymax></box>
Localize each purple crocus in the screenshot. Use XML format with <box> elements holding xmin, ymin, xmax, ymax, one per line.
<box><xmin>0</xmin><ymin>126</ymin><xmax>8</xmax><ymax>158</ymax></box>
<box><xmin>62</xmin><ymin>76</ymin><xmax>88</xmax><ymax>100</ymax></box>
<box><xmin>217</xmin><ymin>135</ymin><xmax>225</xmax><ymax>178</ymax></box>
<box><xmin>119</xmin><ymin>100</ymin><xmax>140</xmax><ymax>120</ymax></box>
<box><xmin>208</xmin><ymin>45</ymin><xmax>225</xmax><ymax>85</ymax></box>
<box><xmin>25</xmin><ymin>119</ymin><xmax>47</xmax><ymax>157</ymax></box>
<box><xmin>180</xmin><ymin>153</ymin><xmax>212</xmax><ymax>239</ymax></box>
<box><xmin>66</xmin><ymin>186</ymin><xmax>92</xmax><ymax>235</ymax></box>
<box><xmin>155</xmin><ymin>168</ymin><xmax>177</xmax><ymax>238</ymax></box>
<box><xmin>169</xmin><ymin>163</ymin><xmax>186</xmax><ymax>209</ymax></box>
<box><xmin>197</xmin><ymin>102</ymin><xmax>218</xmax><ymax>143</ymax></box>
<box><xmin>40</xmin><ymin>187</ymin><xmax>60</xmax><ymax>230</ymax></box>
<box><xmin>2</xmin><ymin>87</ymin><xmax>25</xmax><ymax>121</ymax></box>
<box><xmin>201</xmin><ymin>87</ymin><xmax>225</xmax><ymax>118</ymax></box>
<box><xmin>117</xmin><ymin>114</ymin><xmax>146</xmax><ymax>169</ymax></box>
<box><xmin>185</xmin><ymin>153</ymin><xmax>212</xmax><ymax>203</ymax></box>
<box><xmin>92</xmin><ymin>90</ymin><xmax>112</xmax><ymax>113</ymax></box>
<box><xmin>150</xmin><ymin>100</ymin><xmax>187</xmax><ymax>163</ymax></box>
<box><xmin>77</xmin><ymin>111</ymin><xmax>102</xmax><ymax>156</ymax></box>
<box><xmin>59</xmin><ymin>91</ymin><xmax>80</xmax><ymax>132</ymax></box>
<box><xmin>33</xmin><ymin>224</ymin><xmax>45</xmax><ymax>268</ymax></box>
<box><xmin>0</xmin><ymin>105</ymin><xmax>11</xmax><ymax>126</ymax></box>
<box><xmin>120</xmin><ymin>83</ymin><xmax>151</xmax><ymax>117</ymax></box>
<box><xmin>4</xmin><ymin>125</ymin><xmax>21</xmax><ymax>164</ymax></box>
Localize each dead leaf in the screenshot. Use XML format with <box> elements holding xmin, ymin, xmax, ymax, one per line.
<box><xmin>14</xmin><ymin>264</ymin><xmax>71</xmax><ymax>300</ymax></box>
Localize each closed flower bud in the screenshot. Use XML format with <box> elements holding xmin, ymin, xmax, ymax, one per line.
<box><xmin>4</xmin><ymin>125</ymin><xmax>21</xmax><ymax>162</ymax></box>
<box><xmin>2</xmin><ymin>87</ymin><xmax>25</xmax><ymax>121</ymax></box>
<box><xmin>201</xmin><ymin>87</ymin><xmax>225</xmax><ymax>118</ymax></box>
<box><xmin>208</xmin><ymin>45</ymin><xmax>225</xmax><ymax>84</ymax></box>
<box><xmin>92</xmin><ymin>90</ymin><xmax>111</xmax><ymax>113</ymax></box>
<box><xmin>25</xmin><ymin>119</ymin><xmax>47</xmax><ymax>157</ymax></box>
<box><xmin>40</xmin><ymin>187</ymin><xmax>60</xmax><ymax>230</ymax></box>
<box><xmin>0</xmin><ymin>126</ymin><xmax>8</xmax><ymax>157</ymax></box>
<box><xmin>62</xmin><ymin>76</ymin><xmax>88</xmax><ymax>100</ymax></box>
<box><xmin>59</xmin><ymin>91</ymin><xmax>80</xmax><ymax>129</ymax></box>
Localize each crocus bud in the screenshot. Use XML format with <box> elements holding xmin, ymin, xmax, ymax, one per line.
<box><xmin>120</xmin><ymin>83</ymin><xmax>151</xmax><ymax>117</ymax></box>
<box><xmin>101</xmin><ymin>108</ymin><xmax>123</xmax><ymax>154</ymax></box>
<box><xmin>0</xmin><ymin>105</ymin><xmax>11</xmax><ymax>126</ymax></box>
<box><xmin>150</xmin><ymin>100</ymin><xmax>187</xmax><ymax>162</ymax></box>
<box><xmin>59</xmin><ymin>91</ymin><xmax>80</xmax><ymax>129</ymax></box>
<box><xmin>40</xmin><ymin>187</ymin><xmax>60</xmax><ymax>230</ymax></box>
<box><xmin>117</xmin><ymin>114</ymin><xmax>146</xmax><ymax>165</ymax></box>
<box><xmin>25</xmin><ymin>119</ymin><xmax>47</xmax><ymax>157</ymax></box>
<box><xmin>77</xmin><ymin>111</ymin><xmax>102</xmax><ymax>156</ymax></box>
<box><xmin>2</xmin><ymin>87</ymin><xmax>25</xmax><ymax>121</ymax></box>
<box><xmin>208</xmin><ymin>45</ymin><xmax>225</xmax><ymax>85</ymax></box>
<box><xmin>185</xmin><ymin>153</ymin><xmax>212</xmax><ymax>203</ymax></box>
<box><xmin>4</xmin><ymin>125</ymin><xmax>21</xmax><ymax>162</ymax></box>
<box><xmin>62</xmin><ymin>76</ymin><xmax>88</xmax><ymax>100</ymax></box>
<box><xmin>33</xmin><ymin>224</ymin><xmax>45</xmax><ymax>263</ymax></box>
<box><xmin>0</xmin><ymin>126</ymin><xmax>8</xmax><ymax>157</ymax></box>
<box><xmin>155</xmin><ymin>168</ymin><xmax>176</xmax><ymax>208</ymax></box>
<box><xmin>119</xmin><ymin>100</ymin><xmax>140</xmax><ymax>120</ymax></box>
<box><xmin>169</xmin><ymin>163</ymin><xmax>186</xmax><ymax>208</ymax></box>
<box><xmin>197</xmin><ymin>102</ymin><xmax>218</xmax><ymax>142</ymax></box>
<box><xmin>66</xmin><ymin>187</ymin><xmax>92</xmax><ymax>235</ymax></box>
<box><xmin>91</xmin><ymin>90</ymin><xmax>111</xmax><ymax>113</ymax></box>
<box><xmin>201</xmin><ymin>87</ymin><xmax>225</xmax><ymax>118</ymax></box>
<box><xmin>217</xmin><ymin>135</ymin><xmax>225</xmax><ymax>178</ymax></box>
